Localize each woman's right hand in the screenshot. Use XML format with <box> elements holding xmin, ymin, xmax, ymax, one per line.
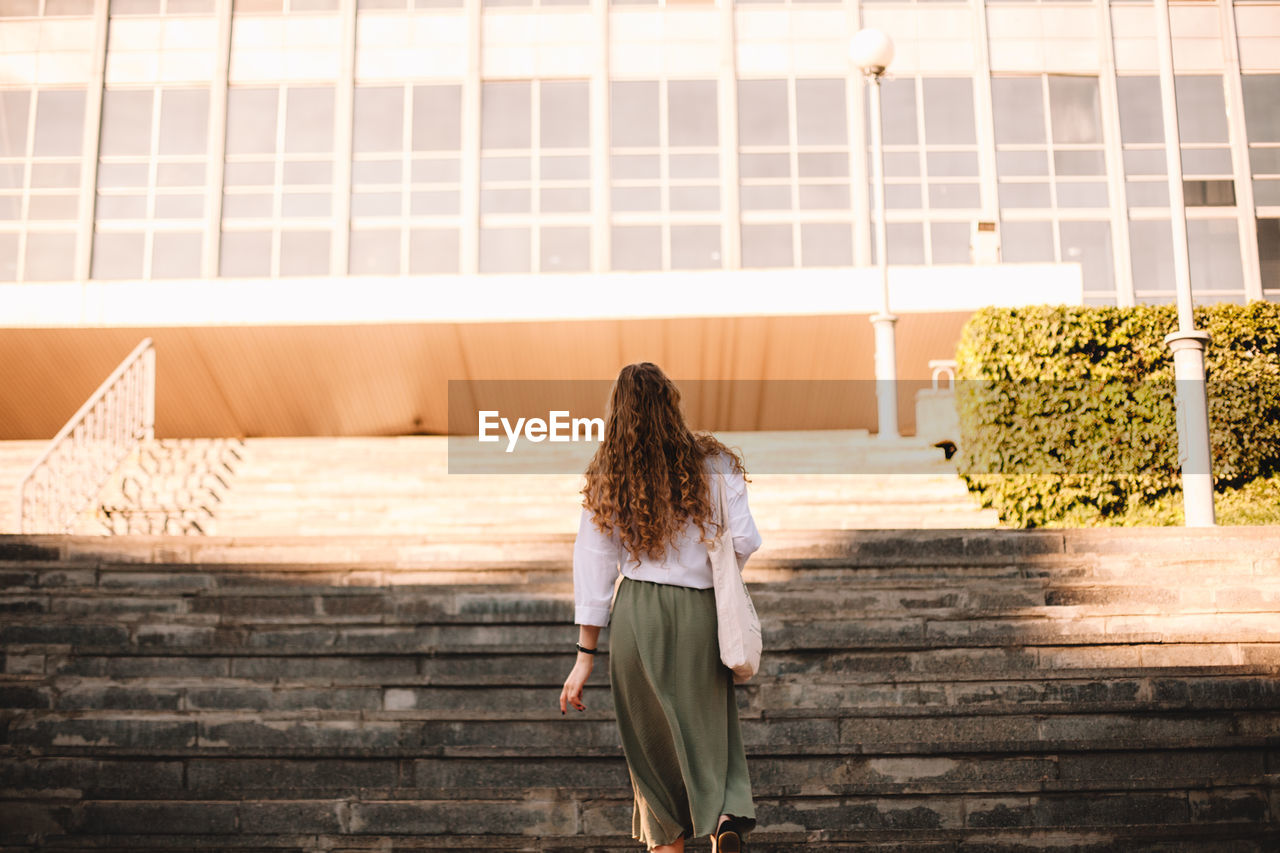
<box><xmin>559</xmin><ymin>655</ymin><xmax>593</xmax><ymax>714</ymax></box>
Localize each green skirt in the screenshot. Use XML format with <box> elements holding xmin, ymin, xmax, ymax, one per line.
<box><xmin>608</xmin><ymin>576</ymin><xmax>756</xmax><ymax>848</ymax></box>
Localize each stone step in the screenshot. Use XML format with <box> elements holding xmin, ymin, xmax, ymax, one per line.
<box><xmin>1</xmin><ymin>749</ymin><xmax>1273</xmax><ymax>799</ymax></box>
<box><xmin>6</xmin><ymin>528</ymin><xmax>1279</xmax><ymax>568</ymax></box>
<box><xmin>2</xmin><ymin>829</ymin><xmax>1277</xmax><ymax>853</ymax></box>
<box><xmin>8</xmin><ymin>581</ymin><xmax>1280</xmax><ymax>621</ymax></box>
<box><xmin>26</xmin><ymin>645</ymin><xmax>1279</xmax><ymax>685</ymax></box>
<box><xmin>6</xmin><ymin>673</ymin><xmax>1279</xmax><ymax>719</ymax></box>
<box><xmin>4</xmin><ymin>555</ymin><xmax>1276</xmax><ymax>596</ymax></box>
<box><xmin>4</xmin><ymin>614</ymin><xmax>1280</xmax><ymax>654</ymax></box>
<box><xmin>2</xmin><ymin>790</ymin><xmax>1276</xmax><ymax>843</ymax></box>
<box><xmin>6</xmin><ymin>708</ymin><xmax>1279</xmax><ymax>757</ymax></box>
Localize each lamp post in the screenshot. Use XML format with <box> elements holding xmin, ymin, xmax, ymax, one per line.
<box><xmin>1152</xmin><ymin>0</ymin><xmax>1216</xmax><ymax>526</ymax></box>
<box><xmin>851</xmin><ymin>28</ymin><xmax>899</xmax><ymax>440</ymax></box>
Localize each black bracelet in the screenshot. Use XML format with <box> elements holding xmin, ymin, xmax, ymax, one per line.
<box><xmin>576</xmin><ymin>643</ymin><xmax>598</xmax><ymax>655</ymax></box>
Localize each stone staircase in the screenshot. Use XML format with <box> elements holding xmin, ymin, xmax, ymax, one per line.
<box><xmin>1</xmin><ymin>528</ymin><xmax>1278</xmax><ymax>850</ymax></box>
<box><xmin>1</xmin><ymin>433</ymin><xmax>999</xmax><ymax>537</ymax></box>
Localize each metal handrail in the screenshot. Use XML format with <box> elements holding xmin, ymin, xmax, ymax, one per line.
<box><xmin>16</xmin><ymin>338</ymin><xmax>156</xmax><ymax>534</ymax></box>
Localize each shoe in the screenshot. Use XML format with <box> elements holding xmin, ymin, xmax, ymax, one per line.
<box><xmin>713</xmin><ymin>816</ymin><xmax>751</xmax><ymax>853</ymax></box>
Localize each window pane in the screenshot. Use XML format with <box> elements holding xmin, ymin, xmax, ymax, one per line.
<box><xmin>927</xmin><ymin>151</ymin><xmax>978</xmax><ymax>177</ymax></box>
<box><xmin>540</xmin><ymin>186</ymin><xmax>590</xmax><ymax>213</ymax></box>
<box><xmin>796</xmin><ymin>79</ymin><xmax>845</xmax><ymax>146</ymax></box>
<box><xmin>1054</xmin><ymin>150</ymin><xmax>1105</xmax><ymax>176</ymax></box>
<box><xmin>226</xmin><ymin>88</ymin><xmax>278</xmax><ymax>154</ymax></box>
<box><xmin>412</xmin><ymin>85</ymin><xmax>462</xmax><ymax>151</ymax></box>
<box><xmin>611</xmin><ymin>225</ymin><xmax>661</xmax><ymax>271</ymax></box>
<box><xmin>1117</xmin><ymin>76</ymin><xmax>1162</xmax><ymax>144</ymax></box>
<box><xmin>90</xmin><ymin>230</ymin><xmax>144</xmax><ymax>279</ymax></box>
<box><xmin>884</xmin><ymin>151</ymin><xmax>919</xmax><ymax>178</ymax></box>
<box><xmin>542</xmin><ymin>154</ymin><xmax>590</xmax><ymax>180</ymax></box>
<box><xmin>798</xmin><ymin>152</ymin><xmax>847</xmax><ymax>178</ymax></box>
<box><xmin>1181</xmin><ymin>147</ymin><xmax>1232</xmax><ymax>176</ymax></box>
<box><xmin>1129</xmin><ymin>219</ymin><xmax>1173</xmax><ymax>293</ymax></box>
<box><xmin>1183</xmin><ymin>179</ymin><xmax>1235</xmax><ymax>207</ymax></box>
<box><xmin>481</xmin><ymin>82</ymin><xmax>531</xmax><ymax>150</ymax></box>
<box><xmin>670</xmin><ymin>185</ymin><xmax>719</xmax><ymax>211</ymax></box>
<box><xmin>33</xmin><ymin>90</ymin><xmax>85</xmax><ymax>156</ymax></box>
<box><xmin>479</xmin><ymin>227</ymin><xmax>531</xmax><ymax>273</ymax></box>
<box><xmin>1001</xmin><ymin>220</ymin><xmax>1054</xmax><ymax>262</ymax></box>
<box><xmin>151</xmin><ymin>231</ymin><xmax>202</xmax><ymax>279</ymax></box>
<box><xmin>930</xmin><ymin>221</ymin><xmax>970</xmax><ymax>263</ymax></box>
<box><xmin>354</xmin><ymin>87</ymin><xmax>403</xmax><ymax>154</ymax></box>
<box><xmin>740</xmin><ymin>152</ymin><xmax>788</xmax><ymax>179</ymax></box>
<box><xmin>153</xmin><ymin>163</ymin><xmax>202</xmax><ymax>187</ymax></box>
<box><xmin>738</xmin><ymin>79</ymin><xmax>788</xmax><ymax>147</ymax></box>
<box><xmin>611</xmin><ymin>81</ymin><xmax>659</xmax><ymax>147</ymax></box>
<box><xmin>886</xmin><ymin>221</ymin><xmax>923</xmax><ymax>264</ymax></box>
<box><xmin>1242</xmin><ymin>74</ymin><xmax>1280</xmax><ymax>143</ymax></box>
<box><xmin>158</xmin><ymin>88</ymin><xmax>209</xmax><ymax>155</ymax></box>
<box><xmin>541</xmin><ymin>81</ymin><xmax>589</xmax><ymax>149</ymax></box>
<box><xmin>992</xmin><ymin>77</ymin><xmax>1044</xmax><ymax>145</ymax></box>
<box><xmin>1055</xmin><ymin>181</ymin><xmax>1108</xmax><ymax>207</ymax></box>
<box><xmin>998</xmin><ymin>181</ymin><xmax>1051</xmax><ymax>208</ymax></box>
<box><xmin>154</xmin><ymin>194</ymin><xmax>204</xmax><ymax>218</ymax></box>
<box><xmin>350</xmin><ymin>228</ymin><xmax>399</xmax><ymax>275</ymax></box>
<box><xmin>284</xmin><ymin>87</ymin><xmax>334</xmax><ymax>154</ymax></box>
<box><xmin>885</xmin><ymin>183</ymin><xmax>921</xmax><ymax>209</ymax></box>
<box><xmin>922</xmin><ymin>78</ymin><xmax>975</xmax><ymax>145</ymax></box>
<box><xmin>1258</xmin><ymin>218</ymin><xmax>1280</xmax><ymax>292</ymax></box>
<box><xmin>1059</xmin><ymin>220</ymin><xmax>1114</xmax><ymax>292</ymax></box>
<box><xmin>1048</xmin><ymin>75</ymin><xmax>1100</xmax><ymax>145</ymax></box>
<box><xmin>408</xmin><ymin>228</ymin><xmax>459</xmax><ymax>274</ymax></box>
<box><xmin>1187</xmin><ymin>218</ymin><xmax>1241</xmax><ymax>292</ymax></box>
<box><xmin>0</xmin><ymin>91</ymin><xmax>29</xmax><ymax>157</ymax></box>
<box><xmin>279</xmin><ymin>229</ymin><xmax>330</xmax><ymax>276</ymax></box>
<box><xmin>24</xmin><ymin>232</ymin><xmax>76</xmax><ymax>280</ymax></box>
<box><xmin>800</xmin><ymin>222</ymin><xmax>851</xmax><ymax>267</ymax></box>
<box><xmin>739</xmin><ymin>184</ymin><xmax>790</xmax><ymax>211</ymax></box>
<box><xmin>740</xmin><ymin>222</ymin><xmax>793</xmax><ymax>269</ymax></box>
<box><xmin>670</xmin><ymin>224</ymin><xmax>720</xmax><ymax>269</ymax></box>
<box><xmin>220</xmin><ymin>230</ymin><xmax>271</xmax><ymax>277</ymax></box>
<box><xmin>879</xmin><ymin>77</ymin><xmax>917</xmax><ymax>146</ymax></box>
<box><xmin>31</xmin><ymin>162</ymin><xmax>79</xmax><ymax>187</ymax></box>
<box><xmin>928</xmin><ymin>182</ymin><xmax>980</xmax><ymax>208</ymax></box>
<box><xmin>540</xmin><ymin>226</ymin><xmax>590</xmax><ymax>272</ymax></box>
<box><xmin>100</xmin><ymin>90</ymin><xmax>152</xmax><ymax>156</ymax></box>
<box><xmin>1126</xmin><ymin>180</ymin><xmax>1168</xmax><ymax>207</ymax></box>
<box><xmin>997</xmin><ymin>150</ymin><xmax>1049</xmax><ymax>177</ymax></box>
<box><xmin>798</xmin><ymin>183</ymin><xmax>848</xmax><ymax>209</ymax></box>
<box><xmin>1175</xmin><ymin>75</ymin><xmax>1227</xmax><ymax>145</ymax></box>
<box><xmin>668</xmin><ymin>80</ymin><xmax>717</xmax><ymax>147</ymax></box>
<box><xmin>0</xmin><ymin>233</ymin><xmax>16</xmax><ymax>280</ymax></box>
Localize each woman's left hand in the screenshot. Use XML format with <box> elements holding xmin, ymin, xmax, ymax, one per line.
<box><xmin>559</xmin><ymin>656</ymin><xmax>593</xmax><ymax>714</ymax></box>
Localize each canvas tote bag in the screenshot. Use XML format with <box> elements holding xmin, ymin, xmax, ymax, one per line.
<box><xmin>708</xmin><ymin>471</ymin><xmax>762</xmax><ymax>683</ymax></box>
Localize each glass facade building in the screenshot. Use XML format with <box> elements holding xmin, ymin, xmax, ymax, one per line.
<box><xmin>1</xmin><ymin>0</ymin><xmax>1278</xmax><ymax>306</ymax></box>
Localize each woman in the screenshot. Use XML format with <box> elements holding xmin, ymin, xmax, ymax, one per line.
<box><xmin>558</xmin><ymin>362</ymin><xmax>761</xmax><ymax>853</ymax></box>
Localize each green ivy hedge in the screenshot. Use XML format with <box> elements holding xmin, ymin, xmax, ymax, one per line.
<box><xmin>953</xmin><ymin>301</ymin><xmax>1280</xmax><ymax>527</ymax></box>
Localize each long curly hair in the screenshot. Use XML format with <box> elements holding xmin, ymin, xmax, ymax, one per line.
<box><xmin>581</xmin><ymin>362</ymin><xmax>749</xmax><ymax>569</ymax></box>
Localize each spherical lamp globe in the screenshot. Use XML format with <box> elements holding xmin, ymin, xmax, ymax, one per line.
<box><xmin>849</xmin><ymin>28</ymin><xmax>894</xmax><ymax>76</ymax></box>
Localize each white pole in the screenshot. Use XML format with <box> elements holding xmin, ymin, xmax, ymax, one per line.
<box><xmin>1153</xmin><ymin>0</ymin><xmax>1215</xmax><ymax>526</ymax></box>
<box><xmin>867</xmin><ymin>74</ymin><xmax>899</xmax><ymax>440</ymax></box>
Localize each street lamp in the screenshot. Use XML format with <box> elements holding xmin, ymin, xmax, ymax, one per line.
<box><xmin>1152</xmin><ymin>0</ymin><xmax>1216</xmax><ymax>526</ymax></box>
<box><xmin>851</xmin><ymin>28</ymin><xmax>899</xmax><ymax>440</ymax></box>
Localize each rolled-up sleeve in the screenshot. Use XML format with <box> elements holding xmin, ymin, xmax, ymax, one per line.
<box><xmin>573</xmin><ymin>505</ymin><xmax>622</xmax><ymax>627</ymax></box>
<box><xmin>722</xmin><ymin>455</ymin><xmax>763</xmax><ymax>564</ymax></box>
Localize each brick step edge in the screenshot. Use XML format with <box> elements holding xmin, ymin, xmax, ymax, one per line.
<box><xmin>3</xmin><ymin>824</ymin><xmax>1279</xmax><ymax>852</ymax></box>
<box><xmin>2</xmin><ymin>801</ymin><xmax>1276</xmax><ymax>844</ymax></box>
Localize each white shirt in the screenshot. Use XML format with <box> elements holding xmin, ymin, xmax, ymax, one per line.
<box><xmin>573</xmin><ymin>450</ymin><xmax>763</xmax><ymax>627</ymax></box>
